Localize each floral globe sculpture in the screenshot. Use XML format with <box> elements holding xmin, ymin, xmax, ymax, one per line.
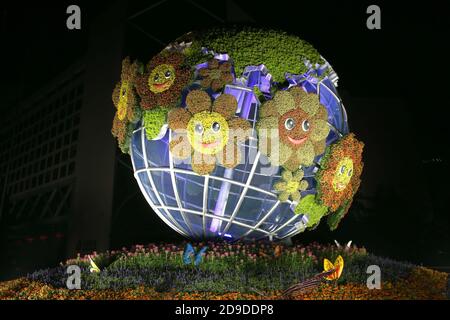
<box><xmin>111</xmin><ymin>28</ymin><xmax>364</xmax><ymax>241</ymax></box>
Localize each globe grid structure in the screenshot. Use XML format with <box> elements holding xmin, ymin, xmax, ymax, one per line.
<box><xmin>130</xmin><ymin>69</ymin><xmax>349</xmax><ymax>242</ymax></box>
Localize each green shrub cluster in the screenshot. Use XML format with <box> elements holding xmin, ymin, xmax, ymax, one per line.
<box><xmin>143</xmin><ymin>107</ymin><xmax>169</xmax><ymax>140</ymax></box>
<box><xmin>295</xmin><ymin>194</ymin><xmax>329</xmax><ymax>227</ymax></box>
<box><xmin>194</xmin><ymin>27</ymin><xmax>323</xmax><ymax>82</ymax></box>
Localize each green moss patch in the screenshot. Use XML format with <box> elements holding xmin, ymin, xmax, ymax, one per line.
<box><xmin>193</xmin><ymin>28</ymin><xmax>323</xmax><ymax>82</ymax></box>
<box><xmin>143</xmin><ymin>107</ymin><xmax>169</xmax><ymax>140</ymax></box>
<box><xmin>295</xmin><ymin>194</ymin><xmax>329</xmax><ymax>227</ymax></box>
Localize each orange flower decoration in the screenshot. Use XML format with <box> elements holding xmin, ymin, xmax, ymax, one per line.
<box><xmin>136</xmin><ymin>51</ymin><xmax>192</xmax><ymax>110</ymax></box>
<box><xmin>316</xmin><ymin>133</ymin><xmax>364</xmax><ymax>230</ymax></box>
<box><xmin>168</xmin><ymin>90</ymin><xmax>251</xmax><ymax>175</ymax></box>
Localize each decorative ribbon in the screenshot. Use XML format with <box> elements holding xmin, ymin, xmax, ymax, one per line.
<box><xmin>238</xmin><ymin>64</ymin><xmax>272</xmax><ymax>95</ymax></box>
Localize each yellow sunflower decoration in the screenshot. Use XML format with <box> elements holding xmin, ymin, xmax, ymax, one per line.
<box><xmin>168</xmin><ymin>90</ymin><xmax>252</xmax><ymax>175</ymax></box>
<box><xmin>111</xmin><ymin>57</ymin><xmax>142</xmax><ymax>153</ymax></box>
<box><xmin>316</xmin><ymin>133</ymin><xmax>364</xmax><ymax>230</ymax></box>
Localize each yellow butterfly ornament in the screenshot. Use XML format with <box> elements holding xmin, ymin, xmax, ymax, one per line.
<box><xmin>323</xmin><ymin>255</ymin><xmax>344</xmax><ymax>280</ymax></box>
<box><xmin>282</xmin><ymin>255</ymin><xmax>344</xmax><ymax>298</ymax></box>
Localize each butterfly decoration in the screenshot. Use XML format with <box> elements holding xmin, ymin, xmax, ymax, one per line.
<box><xmin>334</xmin><ymin>240</ymin><xmax>352</xmax><ymax>250</ymax></box>
<box><xmin>183</xmin><ymin>243</ymin><xmax>208</xmax><ymax>266</ymax></box>
<box><xmin>323</xmin><ymin>255</ymin><xmax>344</xmax><ymax>281</ymax></box>
<box><xmin>282</xmin><ymin>268</ymin><xmax>337</xmax><ymax>299</ymax></box>
<box><xmin>283</xmin><ymin>255</ymin><xmax>344</xmax><ymax>298</ymax></box>
<box><xmin>89</xmin><ymin>256</ymin><xmax>101</xmax><ymax>273</ymax></box>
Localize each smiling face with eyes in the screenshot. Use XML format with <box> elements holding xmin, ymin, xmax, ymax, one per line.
<box><xmin>148</xmin><ymin>64</ymin><xmax>176</xmax><ymax>93</ymax></box>
<box><xmin>256</xmin><ymin>87</ymin><xmax>330</xmax><ymax>171</ymax></box>
<box><xmin>187</xmin><ymin>111</ymin><xmax>230</xmax><ymax>155</ymax></box>
<box><xmin>136</xmin><ymin>52</ymin><xmax>192</xmax><ymax>110</ymax></box>
<box><xmin>168</xmin><ymin>90</ymin><xmax>252</xmax><ymax>175</ymax></box>
<box><xmin>332</xmin><ymin>157</ymin><xmax>354</xmax><ymax>192</ymax></box>
<box><xmin>279</xmin><ymin>108</ymin><xmax>312</xmax><ymax>148</ymax></box>
<box><xmin>316</xmin><ymin>133</ymin><xmax>364</xmax><ymax>215</ymax></box>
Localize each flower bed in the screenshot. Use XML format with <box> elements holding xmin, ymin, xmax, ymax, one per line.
<box><xmin>0</xmin><ymin>242</ymin><xmax>448</xmax><ymax>300</ymax></box>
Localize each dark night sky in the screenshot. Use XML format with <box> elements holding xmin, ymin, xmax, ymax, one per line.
<box><xmin>1</xmin><ymin>0</ymin><xmax>450</xmax><ymax>268</ymax></box>
<box><xmin>0</xmin><ymin>1</ymin><xmax>108</xmax><ymax>110</ymax></box>
<box><xmin>2</xmin><ymin>1</ymin><xmax>449</xmax><ymax>151</ymax></box>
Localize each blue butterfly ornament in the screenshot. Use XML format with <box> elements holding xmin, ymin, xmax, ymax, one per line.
<box><xmin>183</xmin><ymin>243</ymin><xmax>208</xmax><ymax>266</ymax></box>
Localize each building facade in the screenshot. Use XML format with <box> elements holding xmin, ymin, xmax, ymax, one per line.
<box><xmin>0</xmin><ymin>2</ymin><xmax>125</xmax><ymax>279</ymax></box>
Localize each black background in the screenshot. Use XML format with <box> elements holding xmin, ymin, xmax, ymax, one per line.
<box><xmin>1</xmin><ymin>0</ymin><xmax>449</xmax><ymax>275</ymax></box>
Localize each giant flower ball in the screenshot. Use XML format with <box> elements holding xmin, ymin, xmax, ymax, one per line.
<box><xmin>111</xmin><ymin>28</ymin><xmax>364</xmax><ymax>241</ymax></box>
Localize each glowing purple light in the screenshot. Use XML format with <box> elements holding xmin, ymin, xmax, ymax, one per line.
<box><xmin>209</xmin><ymin>169</ymin><xmax>234</xmax><ymax>233</ymax></box>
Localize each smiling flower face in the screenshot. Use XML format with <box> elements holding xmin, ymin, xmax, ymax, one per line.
<box><xmin>332</xmin><ymin>157</ymin><xmax>354</xmax><ymax>192</ymax></box>
<box><xmin>111</xmin><ymin>57</ymin><xmax>142</xmax><ymax>153</ymax></box>
<box><xmin>136</xmin><ymin>51</ymin><xmax>192</xmax><ymax>110</ymax></box>
<box><xmin>187</xmin><ymin>111</ymin><xmax>230</xmax><ymax>155</ymax></box>
<box><xmin>148</xmin><ymin>64</ymin><xmax>176</xmax><ymax>93</ymax></box>
<box><xmin>316</xmin><ymin>133</ymin><xmax>364</xmax><ymax>229</ymax></box>
<box><xmin>257</xmin><ymin>86</ymin><xmax>330</xmax><ymax>171</ymax></box>
<box><xmin>168</xmin><ymin>90</ymin><xmax>251</xmax><ymax>175</ymax></box>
